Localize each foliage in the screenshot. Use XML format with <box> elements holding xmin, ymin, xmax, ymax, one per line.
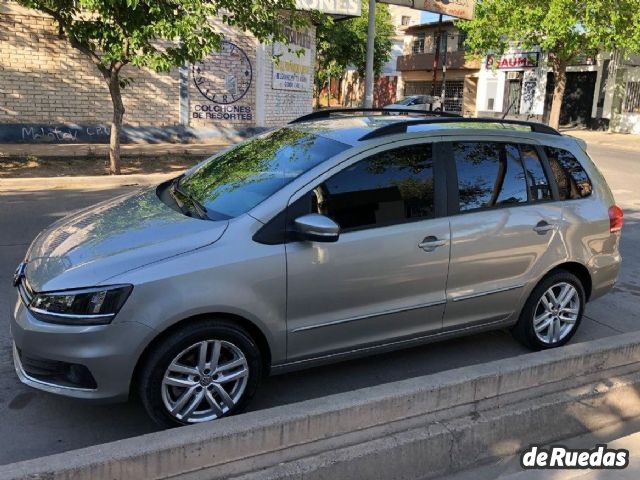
<box><xmin>18</xmin><ymin>0</ymin><xmax>306</xmax><ymax>77</ymax></box>
<box><xmin>17</xmin><ymin>0</ymin><xmax>307</xmax><ymax>173</ymax></box>
<box><xmin>458</xmin><ymin>0</ymin><xmax>640</xmax><ymax>128</ymax></box>
<box><xmin>316</xmin><ymin>0</ymin><xmax>394</xmax><ymax>86</ymax></box>
<box><xmin>460</xmin><ymin>0</ymin><xmax>640</xmax><ymax>63</ymax></box>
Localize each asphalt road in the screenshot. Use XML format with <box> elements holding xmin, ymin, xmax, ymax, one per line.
<box><xmin>0</xmin><ymin>142</ymin><xmax>639</xmax><ymax>465</ymax></box>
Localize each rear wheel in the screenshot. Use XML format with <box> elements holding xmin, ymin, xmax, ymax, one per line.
<box><xmin>138</xmin><ymin>320</ymin><xmax>262</xmax><ymax>428</ymax></box>
<box><xmin>512</xmin><ymin>271</ymin><xmax>585</xmax><ymax>350</ymax></box>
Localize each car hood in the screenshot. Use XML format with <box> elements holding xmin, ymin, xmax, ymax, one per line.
<box><xmin>24</xmin><ymin>187</ymin><xmax>228</xmax><ymax>292</ymax></box>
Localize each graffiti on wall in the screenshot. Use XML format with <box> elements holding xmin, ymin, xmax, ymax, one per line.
<box><xmin>0</xmin><ymin>124</ymin><xmax>113</xmax><ymax>143</ymax></box>
<box><xmin>21</xmin><ymin>125</ymin><xmax>111</xmax><ymax>142</ymax></box>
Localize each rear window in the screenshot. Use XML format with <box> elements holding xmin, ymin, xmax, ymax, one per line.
<box><xmin>544</xmin><ymin>147</ymin><xmax>593</xmax><ymax>200</ymax></box>
<box><xmin>179</xmin><ymin>128</ymin><xmax>349</xmax><ymax>218</ymax></box>
<box><xmin>453</xmin><ymin>142</ymin><xmax>528</xmax><ymax>212</ymax></box>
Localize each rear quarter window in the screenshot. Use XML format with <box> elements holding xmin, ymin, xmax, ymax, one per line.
<box><xmin>544</xmin><ymin>147</ymin><xmax>593</xmax><ymax>200</ymax></box>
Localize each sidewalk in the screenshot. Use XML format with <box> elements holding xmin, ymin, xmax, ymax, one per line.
<box><xmin>561</xmin><ymin>129</ymin><xmax>639</xmax><ymax>152</ymax></box>
<box><xmin>0</xmin><ymin>140</ymin><xmax>232</xmax><ymax>158</ymax></box>
<box><xmin>442</xmin><ymin>418</ymin><xmax>640</xmax><ymax>480</ymax></box>
<box><xmin>0</xmin><ymin>128</ymin><xmax>634</xmax><ymax>159</ymax></box>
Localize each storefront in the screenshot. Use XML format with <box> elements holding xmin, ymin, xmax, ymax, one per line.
<box><xmin>476</xmin><ymin>48</ymin><xmax>599</xmax><ymax>127</ymax></box>
<box><xmin>0</xmin><ymin>0</ymin><xmax>360</xmax><ymax>143</ymax></box>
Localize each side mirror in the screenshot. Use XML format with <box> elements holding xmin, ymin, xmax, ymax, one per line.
<box><xmin>293</xmin><ymin>214</ymin><xmax>340</xmax><ymax>243</ymax></box>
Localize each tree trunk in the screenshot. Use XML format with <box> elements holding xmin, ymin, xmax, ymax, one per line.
<box><xmin>548</xmin><ymin>58</ymin><xmax>567</xmax><ymax>130</ymax></box>
<box><xmin>107</xmin><ymin>73</ymin><xmax>124</xmax><ymax>175</ymax></box>
<box><xmin>326</xmin><ymin>78</ymin><xmax>330</xmax><ymax>108</ymax></box>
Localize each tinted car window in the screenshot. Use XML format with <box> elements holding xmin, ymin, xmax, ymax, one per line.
<box><xmin>314</xmin><ymin>144</ymin><xmax>435</xmax><ymax>231</ymax></box>
<box><xmin>519</xmin><ymin>144</ymin><xmax>552</xmax><ymax>202</ymax></box>
<box><xmin>544</xmin><ymin>147</ymin><xmax>592</xmax><ymax>200</ymax></box>
<box><xmin>179</xmin><ymin>128</ymin><xmax>349</xmax><ymax>219</ymax></box>
<box><xmin>453</xmin><ymin>142</ymin><xmax>527</xmax><ymax>212</ymax></box>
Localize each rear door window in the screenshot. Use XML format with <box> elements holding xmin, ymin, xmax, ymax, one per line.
<box><xmin>452</xmin><ymin>142</ymin><xmax>528</xmax><ymax>212</ymax></box>
<box><xmin>544</xmin><ymin>147</ymin><xmax>593</xmax><ymax>199</ymax></box>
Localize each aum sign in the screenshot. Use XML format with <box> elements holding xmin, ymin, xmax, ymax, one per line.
<box><xmin>486</xmin><ymin>52</ymin><xmax>540</xmax><ymax>70</ymax></box>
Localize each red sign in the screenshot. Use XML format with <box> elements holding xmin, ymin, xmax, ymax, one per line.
<box><xmin>486</xmin><ymin>52</ymin><xmax>539</xmax><ymax>70</ymax></box>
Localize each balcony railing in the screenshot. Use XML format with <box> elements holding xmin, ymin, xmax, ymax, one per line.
<box><xmin>397</xmin><ymin>51</ymin><xmax>480</xmax><ymax>71</ymax></box>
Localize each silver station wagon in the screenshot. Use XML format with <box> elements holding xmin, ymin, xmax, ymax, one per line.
<box><xmin>11</xmin><ymin>110</ymin><xmax>623</xmax><ymax>427</ymax></box>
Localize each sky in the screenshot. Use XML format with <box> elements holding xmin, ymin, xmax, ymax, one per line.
<box><xmin>420</xmin><ymin>11</ymin><xmax>452</xmax><ymax>23</ymax></box>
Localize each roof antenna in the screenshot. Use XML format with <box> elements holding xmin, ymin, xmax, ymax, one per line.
<box><xmin>502</xmin><ymin>93</ymin><xmax>519</xmax><ymax>120</ymax></box>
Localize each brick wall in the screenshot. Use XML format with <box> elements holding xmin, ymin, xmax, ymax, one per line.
<box><xmin>0</xmin><ymin>3</ymin><xmax>180</xmax><ymax>126</ymax></box>
<box><xmin>0</xmin><ymin>1</ymin><xmax>315</xmax><ymax>135</ymax></box>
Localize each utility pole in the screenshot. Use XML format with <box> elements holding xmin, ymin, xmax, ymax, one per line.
<box><xmin>441</xmin><ymin>32</ymin><xmax>448</xmax><ymax>112</ymax></box>
<box><xmin>430</xmin><ymin>14</ymin><xmax>443</xmax><ymax>110</ymax></box>
<box><xmin>363</xmin><ymin>0</ymin><xmax>376</xmax><ymax>108</ymax></box>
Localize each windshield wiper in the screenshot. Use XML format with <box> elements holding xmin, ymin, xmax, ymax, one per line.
<box><xmin>170</xmin><ymin>177</ymin><xmax>209</xmax><ymax>220</ymax></box>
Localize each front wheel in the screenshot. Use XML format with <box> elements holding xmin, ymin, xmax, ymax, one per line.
<box><xmin>512</xmin><ymin>271</ymin><xmax>586</xmax><ymax>350</ymax></box>
<box><xmin>138</xmin><ymin>320</ymin><xmax>262</xmax><ymax>428</ymax></box>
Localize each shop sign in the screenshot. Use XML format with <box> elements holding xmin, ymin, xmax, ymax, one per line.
<box><xmin>273</xmin><ymin>28</ymin><xmax>312</xmax><ymax>91</ymax></box>
<box><xmin>295</xmin><ymin>0</ymin><xmax>361</xmax><ymax>17</ymax></box>
<box><xmin>422</xmin><ymin>0</ymin><xmax>475</xmax><ymax>20</ymax></box>
<box><xmin>378</xmin><ymin>0</ymin><xmax>475</xmax><ymax>21</ymax></box>
<box><xmin>486</xmin><ymin>52</ymin><xmax>540</xmax><ymax>70</ymax></box>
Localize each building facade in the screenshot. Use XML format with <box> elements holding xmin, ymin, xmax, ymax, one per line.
<box><xmin>592</xmin><ymin>52</ymin><xmax>640</xmax><ymax>134</ymax></box>
<box><xmin>475</xmin><ymin>48</ymin><xmax>599</xmax><ymax>127</ymax></box>
<box><xmin>0</xmin><ymin>0</ymin><xmax>359</xmax><ymax>143</ymax></box>
<box><xmin>396</xmin><ymin>20</ymin><xmax>480</xmax><ymax>115</ymax></box>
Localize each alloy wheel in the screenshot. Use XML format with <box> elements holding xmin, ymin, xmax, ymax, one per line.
<box><xmin>161</xmin><ymin>339</ymin><xmax>249</xmax><ymax>423</ymax></box>
<box><xmin>533</xmin><ymin>282</ymin><xmax>581</xmax><ymax>344</ymax></box>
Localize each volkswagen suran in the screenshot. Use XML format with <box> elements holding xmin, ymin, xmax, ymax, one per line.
<box><xmin>10</xmin><ymin>110</ymin><xmax>623</xmax><ymax>427</ymax></box>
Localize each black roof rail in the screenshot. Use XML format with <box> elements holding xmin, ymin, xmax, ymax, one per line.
<box><xmin>288</xmin><ymin>108</ymin><xmax>461</xmax><ymax>124</ymax></box>
<box><xmin>358</xmin><ymin>117</ymin><xmax>561</xmax><ymax>141</ymax></box>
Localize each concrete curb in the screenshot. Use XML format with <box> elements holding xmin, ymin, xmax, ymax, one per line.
<box><xmin>0</xmin><ymin>173</ymin><xmax>176</xmax><ymax>191</ymax></box>
<box><xmin>3</xmin><ymin>332</ymin><xmax>640</xmax><ymax>480</ymax></box>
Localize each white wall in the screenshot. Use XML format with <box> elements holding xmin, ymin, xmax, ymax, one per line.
<box><xmin>616</xmin><ymin>67</ymin><xmax>640</xmax><ymax>134</ymax></box>
<box><xmin>475</xmin><ymin>49</ymin><xmax>547</xmax><ymax>116</ymax></box>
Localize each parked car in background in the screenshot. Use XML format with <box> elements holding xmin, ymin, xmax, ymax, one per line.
<box><xmin>11</xmin><ymin>110</ymin><xmax>623</xmax><ymax>428</ymax></box>
<box><xmin>384</xmin><ymin>95</ymin><xmax>442</xmax><ymax>112</ymax></box>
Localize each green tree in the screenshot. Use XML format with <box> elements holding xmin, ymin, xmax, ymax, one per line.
<box><xmin>17</xmin><ymin>0</ymin><xmax>306</xmax><ymax>174</ymax></box>
<box><xmin>459</xmin><ymin>0</ymin><xmax>640</xmax><ymax>129</ymax></box>
<box><xmin>315</xmin><ymin>0</ymin><xmax>394</xmax><ymax>106</ymax></box>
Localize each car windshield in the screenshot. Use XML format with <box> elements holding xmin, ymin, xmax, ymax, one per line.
<box><xmin>178</xmin><ymin>128</ymin><xmax>349</xmax><ymax>219</ymax></box>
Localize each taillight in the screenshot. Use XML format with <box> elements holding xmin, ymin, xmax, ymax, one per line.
<box><xmin>609</xmin><ymin>205</ymin><xmax>624</xmax><ymax>233</ymax></box>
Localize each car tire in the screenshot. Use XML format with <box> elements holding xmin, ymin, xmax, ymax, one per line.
<box><xmin>138</xmin><ymin>319</ymin><xmax>262</xmax><ymax>428</ymax></box>
<box><xmin>512</xmin><ymin>270</ymin><xmax>586</xmax><ymax>350</ymax></box>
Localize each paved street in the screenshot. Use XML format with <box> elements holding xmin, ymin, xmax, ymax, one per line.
<box><xmin>0</xmin><ymin>141</ymin><xmax>639</xmax><ymax>465</ymax></box>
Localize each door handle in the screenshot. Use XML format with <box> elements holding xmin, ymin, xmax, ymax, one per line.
<box><xmin>533</xmin><ymin>221</ymin><xmax>555</xmax><ymax>234</ymax></box>
<box><xmin>418</xmin><ymin>236</ymin><xmax>447</xmax><ymax>252</ymax></box>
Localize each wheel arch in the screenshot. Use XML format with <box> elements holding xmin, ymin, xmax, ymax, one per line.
<box><xmin>547</xmin><ymin>261</ymin><xmax>593</xmax><ymax>301</ymax></box>
<box><xmin>130</xmin><ymin>312</ymin><xmax>273</xmax><ymax>397</ymax></box>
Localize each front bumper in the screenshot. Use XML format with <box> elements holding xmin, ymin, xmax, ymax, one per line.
<box><xmin>10</xmin><ymin>295</ymin><xmax>155</xmax><ymax>402</ymax></box>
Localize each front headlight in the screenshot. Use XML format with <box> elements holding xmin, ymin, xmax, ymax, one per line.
<box><xmin>29</xmin><ymin>285</ymin><xmax>133</xmax><ymax>325</ymax></box>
